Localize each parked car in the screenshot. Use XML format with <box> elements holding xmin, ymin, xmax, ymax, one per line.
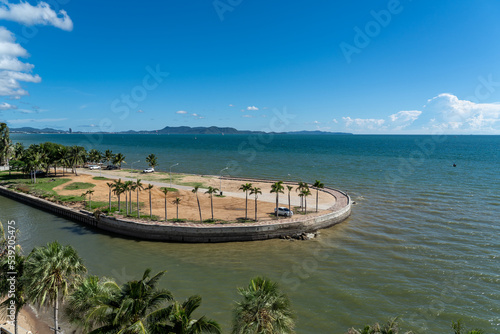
<box><xmin>143</xmin><ymin>167</ymin><xmax>155</xmax><ymax>173</ymax></box>
<box><xmin>89</xmin><ymin>165</ymin><xmax>101</xmax><ymax>170</ymax></box>
<box><xmin>275</xmin><ymin>207</ymin><xmax>293</xmax><ymax>217</ymax></box>
<box><xmin>106</xmin><ymin>165</ymin><xmax>119</xmax><ymax>170</ymax></box>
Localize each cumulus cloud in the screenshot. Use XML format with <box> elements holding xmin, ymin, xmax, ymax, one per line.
<box><xmin>389</xmin><ymin>110</ymin><xmax>422</xmax><ymax>130</ymax></box>
<box><xmin>192</xmin><ymin>113</ymin><xmax>198</xmax><ymax>117</ymax></box>
<box><xmin>247</xmin><ymin>106</ymin><xmax>259</xmax><ymax>111</ymax></box>
<box><xmin>332</xmin><ymin>118</ymin><xmax>338</xmax><ymax>123</ymax></box>
<box><xmin>137</xmin><ymin>109</ymin><xmax>144</xmax><ymax>113</ymax></box>
<box><xmin>425</xmin><ymin>93</ymin><xmax>500</xmax><ymax>132</ymax></box>
<box><xmin>343</xmin><ymin>117</ymin><xmax>385</xmax><ymax>130</ymax></box>
<box><xmin>0</xmin><ymin>1</ymin><xmax>73</xmax><ymax>31</ymax></box>
<box><xmin>176</xmin><ymin>110</ymin><xmax>188</xmax><ymax>114</ymax></box>
<box><xmin>0</xmin><ymin>101</ymin><xmax>16</xmax><ymax>110</ymax></box>
<box><xmin>0</xmin><ymin>2</ymin><xmax>71</xmax><ymax>101</ymax></box>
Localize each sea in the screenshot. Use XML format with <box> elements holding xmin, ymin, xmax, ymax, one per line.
<box><xmin>1</xmin><ymin>133</ymin><xmax>499</xmax><ymax>333</ymax></box>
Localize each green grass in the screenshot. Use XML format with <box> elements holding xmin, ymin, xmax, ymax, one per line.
<box><xmin>92</xmin><ymin>176</ymin><xmax>109</xmax><ymax>180</ymax></box>
<box><xmin>160</xmin><ymin>187</ymin><xmax>178</xmax><ymax>192</ymax></box>
<box><xmin>178</xmin><ymin>181</ymin><xmax>206</xmax><ymax>188</ymax></box>
<box><xmin>55</xmin><ymin>194</ymin><xmax>84</xmax><ymax>202</ymax></box>
<box><xmin>64</xmin><ymin>182</ymin><xmax>96</xmax><ymax>191</ymax></box>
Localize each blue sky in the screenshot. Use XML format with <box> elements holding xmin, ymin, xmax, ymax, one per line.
<box><xmin>1</xmin><ymin>0</ymin><xmax>500</xmax><ymax>134</ymax></box>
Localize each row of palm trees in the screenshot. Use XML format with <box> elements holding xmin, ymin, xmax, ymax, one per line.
<box><xmin>0</xmin><ymin>233</ymin><xmax>295</xmax><ymax>334</ymax></box>
<box><xmin>98</xmin><ymin>178</ymin><xmax>327</xmax><ymax>223</ymax></box>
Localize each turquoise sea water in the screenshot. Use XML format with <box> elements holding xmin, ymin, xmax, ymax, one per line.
<box><xmin>2</xmin><ymin>134</ymin><xmax>499</xmax><ymax>333</ymax></box>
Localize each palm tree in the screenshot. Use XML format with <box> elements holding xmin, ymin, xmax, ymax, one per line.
<box><xmin>205</xmin><ymin>186</ymin><xmax>219</xmax><ymax>221</ymax></box>
<box><xmin>124</xmin><ymin>180</ymin><xmax>134</xmax><ymax>216</ymax></box>
<box><xmin>232</xmin><ymin>276</ymin><xmax>295</xmax><ymax>334</ymax></box>
<box><xmin>173</xmin><ymin>197</ymin><xmax>182</xmax><ymax>220</ymax></box>
<box><xmin>313</xmin><ymin>180</ymin><xmax>324</xmax><ymax>212</ymax></box>
<box><xmin>296</xmin><ymin>181</ymin><xmax>308</xmax><ymax>211</ymax></box>
<box><xmin>135</xmin><ymin>179</ymin><xmax>144</xmax><ymax>218</ymax></box>
<box><xmin>146</xmin><ymin>153</ymin><xmax>158</xmax><ymax>169</ymax></box>
<box><xmin>87</xmin><ymin>189</ymin><xmax>95</xmax><ymax>210</ymax></box>
<box><xmin>146</xmin><ymin>184</ymin><xmax>154</xmax><ymax>218</ymax></box>
<box><xmin>192</xmin><ymin>185</ymin><xmax>203</xmax><ymax>223</ymax></box>
<box><xmin>68</xmin><ymin>269</ymin><xmax>173</xmax><ymax>334</ymax></box>
<box><xmin>106</xmin><ymin>182</ymin><xmax>114</xmax><ymax>212</ymax></box>
<box><xmin>286</xmin><ymin>185</ymin><xmax>293</xmax><ymax>211</ymax></box>
<box><xmin>239</xmin><ymin>183</ymin><xmax>252</xmax><ymax>220</ymax></box>
<box><xmin>270</xmin><ymin>181</ymin><xmax>284</xmax><ymax>217</ymax></box>
<box><xmin>65</xmin><ymin>275</ymin><xmax>120</xmax><ymax>332</ymax></box>
<box><xmin>25</xmin><ymin>241</ymin><xmax>87</xmax><ymax>334</ymax></box>
<box><xmin>159</xmin><ymin>295</ymin><xmax>222</xmax><ymax>333</ymax></box>
<box><xmin>113</xmin><ymin>152</ymin><xmax>126</xmax><ymax>169</ymax></box>
<box><xmin>0</xmin><ymin>122</ymin><xmax>11</xmax><ymax>166</ymax></box>
<box><xmin>112</xmin><ymin>179</ymin><xmax>124</xmax><ymax>212</ymax></box>
<box><xmin>249</xmin><ymin>186</ymin><xmax>262</xmax><ymax>221</ymax></box>
<box><xmin>0</xmin><ymin>245</ymin><xmax>28</xmax><ymax>334</ymax></box>
<box><xmin>88</xmin><ymin>149</ymin><xmax>102</xmax><ymax>165</ymax></box>
<box><xmin>161</xmin><ymin>187</ymin><xmax>169</xmax><ymax>221</ymax></box>
<box><xmin>104</xmin><ymin>149</ymin><xmax>114</xmax><ymax>166</ymax></box>
<box><xmin>68</xmin><ymin>145</ymin><xmax>86</xmax><ymax>175</ymax></box>
<box><xmin>301</xmin><ymin>187</ymin><xmax>311</xmax><ymax>214</ymax></box>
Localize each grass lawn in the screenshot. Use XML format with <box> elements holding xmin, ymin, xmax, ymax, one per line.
<box><xmin>64</xmin><ymin>182</ymin><xmax>96</xmax><ymax>190</ymax></box>
<box><xmin>92</xmin><ymin>176</ymin><xmax>109</xmax><ymax>180</ymax></box>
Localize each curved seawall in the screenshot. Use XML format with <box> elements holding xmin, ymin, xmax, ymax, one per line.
<box><xmin>0</xmin><ymin>184</ymin><xmax>351</xmax><ymax>243</ymax></box>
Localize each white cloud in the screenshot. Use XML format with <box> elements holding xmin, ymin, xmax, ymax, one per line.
<box><xmin>242</xmin><ymin>114</ymin><xmax>253</xmax><ymax>118</ymax></box>
<box><xmin>176</xmin><ymin>110</ymin><xmax>188</xmax><ymax>114</ymax></box>
<box><xmin>332</xmin><ymin>118</ymin><xmax>338</xmax><ymax>123</ymax></box>
<box><xmin>0</xmin><ymin>102</ymin><xmax>16</xmax><ymax>110</ymax></box>
<box><xmin>137</xmin><ymin>109</ymin><xmax>144</xmax><ymax>113</ymax></box>
<box><xmin>343</xmin><ymin>117</ymin><xmax>385</xmax><ymax>130</ymax></box>
<box><xmin>192</xmin><ymin>113</ymin><xmax>198</xmax><ymax>117</ymax></box>
<box><xmin>0</xmin><ymin>1</ymin><xmax>73</xmax><ymax>31</ymax></box>
<box><xmin>0</xmin><ymin>70</ymin><xmax>41</xmax><ymax>96</ymax></box>
<box><xmin>247</xmin><ymin>106</ymin><xmax>259</xmax><ymax>111</ymax></box>
<box><xmin>425</xmin><ymin>93</ymin><xmax>500</xmax><ymax>132</ymax></box>
<box><xmin>7</xmin><ymin>117</ymin><xmax>67</xmax><ymax>124</ymax></box>
<box><xmin>228</xmin><ymin>104</ymin><xmax>234</xmax><ymax>107</ymax></box>
<box><xmin>313</xmin><ymin>120</ymin><xmax>320</xmax><ymax>124</ymax></box>
<box><xmin>390</xmin><ymin>110</ymin><xmax>422</xmax><ymax>123</ymax></box>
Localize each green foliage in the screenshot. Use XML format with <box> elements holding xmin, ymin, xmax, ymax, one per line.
<box><xmin>64</xmin><ymin>182</ymin><xmax>96</xmax><ymax>190</ymax></box>
<box><xmin>92</xmin><ymin>176</ymin><xmax>109</xmax><ymax>180</ymax></box>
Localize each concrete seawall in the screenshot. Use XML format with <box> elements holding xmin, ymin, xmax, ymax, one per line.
<box><xmin>0</xmin><ymin>184</ymin><xmax>351</xmax><ymax>243</ymax></box>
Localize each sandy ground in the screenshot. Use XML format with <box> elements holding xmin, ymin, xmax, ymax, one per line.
<box><xmin>51</xmin><ymin>168</ymin><xmax>335</xmax><ymax>222</ymax></box>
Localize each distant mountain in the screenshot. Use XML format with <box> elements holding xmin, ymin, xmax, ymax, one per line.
<box><xmin>9</xmin><ymin>125</ymin><xmax>352</xmax><ymax>135</ymax></box>
<box><xmin>10</xmin><ymin>127</ymin><xmax>68</xmax><ymax>134</ymax></box>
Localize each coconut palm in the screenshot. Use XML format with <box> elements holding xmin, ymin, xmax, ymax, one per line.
<box><xmin>158</xmin><ymin>295</ymin><xmax>222</xmax><ymax>334</ymax></box>
<box><xmin>232</xmin><ymin>276</ymin><xmax>295</xmax><ymax>334</ymax></box>
<box><xmin>313</xmin><ymin>180</ymin><xmax>324</xmax><ymax>212</ymax></box>
<box><xmin>68</xmin><ymin>269</ymin><xmax>173</xmax><ymax>334</ymax></box>
<box><xmin>124</xmin><ymin>180</ymin><xmax>134</xmax><ymax>216</ymax></box>
<box><xmin>106</xmin><ymin>182</ymin><xmax>114</xmax><ymax>211</ymax></box>
<box><xmin>205</xmin><ymin>186</ymin><xmax>219</xmax><ymax>221</ymax></box>
<box><xmin>113</xmin><ymin>152</ymin><xmax>126</xmax><ymax>169</ymax></box>
<box><xmin>104</xmin><ymin>149</ymin><xmax>114</xmax><ymax>166</ymax></box>
<box><xmin>135</xmin><ymin>179</ymin><xmax>144</xmax><ymax>218</ymax></box>
<box><xmin>146</xmin><ymin>153</ymin><xmax>158</xmax><ymax>169</ymax></box>
<box><xmin>301</xmin><ymin>187</ymin><xmax>311</xmax><ymax>214</ymax></box>
<box><xmin>0</xmin><ymin>245</ymin><xmax>28</xmax><ymax>334</ymax></box>
<box><xmin>0</xmin><ymin>122</ymin><xmax>11</xmax><ymax>166</ymax></box>
<box><xmin>239</xmin><ymin>183</ymin><xmax>252</xmax><ymax>220</ymax></box>
<box><xmin>160</xmin><ymin>187</ymin><xmax>170</xmax><ymax>221</ymax></box>
<box><xmin>65</xmin><ymin>275</ymin><xmax>120</xmax><ymax>332</ymax></box>
<box><xmin>296</xmin><ymin>181</ymin><xmax>308</xmax><ymax>211</ymax></box>
<box><xmin>146</xmin><ymin>184</ymin><xmax>154</xmax><ymax>218</ymax></box>
<box><xmin>249</xmin><ymin>186</ymin><xmax>262</xmax><ymax>221</ymax></box>
<box><xmin>68</xmin><ymin>145</ymin><xmax>86</xmax><ymax>176</ymax></box>
<box><xmin>25</xmin><ymin>241</ymin><xmax>86</xmax><ymax>334</ymax></box>
<box><xmin>173</xmin><ymin>197</ymin><xmax>182</xmax><ymax>220</ymax></box>
<box><xmin>286</xmin><ymin>185</ymin><xmax>293</xmax><ymax>211</ymax></box>
<box><xmin>270</xmin><ymin>181</ymin><xmax>284</xmax><ymax>217</ymax></box>
<box><xmin>87</xmin><ymin>189</ymin><xmax>95</xmax><ymax>210</ymax></box>
<box><xmin>88</xmin><ymin>149</ymin><xmax>102</xmax><ymax>165</ymax></box>
<box><xmin>112</xmin><ymin>179</ymin><xmax>124</xmax><ymax>212</ymax></box>
<box><xmin>192</xmin><ymin>186</ymin><xmax>203</xmax><ymax>223</ymax></box>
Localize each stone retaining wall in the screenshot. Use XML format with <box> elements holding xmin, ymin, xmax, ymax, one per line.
<box><xmin>0</xmin><ymin>184</ymin><xmax>351</xmax><ymax>243</ymax></box>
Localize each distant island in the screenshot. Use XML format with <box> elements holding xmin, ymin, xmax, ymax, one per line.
<box><xmin>9</xmin><ymin>125</ymin><xmax>353</xmax><ymax>135</ymax></box>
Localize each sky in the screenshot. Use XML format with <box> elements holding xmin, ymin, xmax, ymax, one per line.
<box><xmin>1</xmin><ymin>0</ymin><xmax>500</xmax><ymax>134</ymax></box>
